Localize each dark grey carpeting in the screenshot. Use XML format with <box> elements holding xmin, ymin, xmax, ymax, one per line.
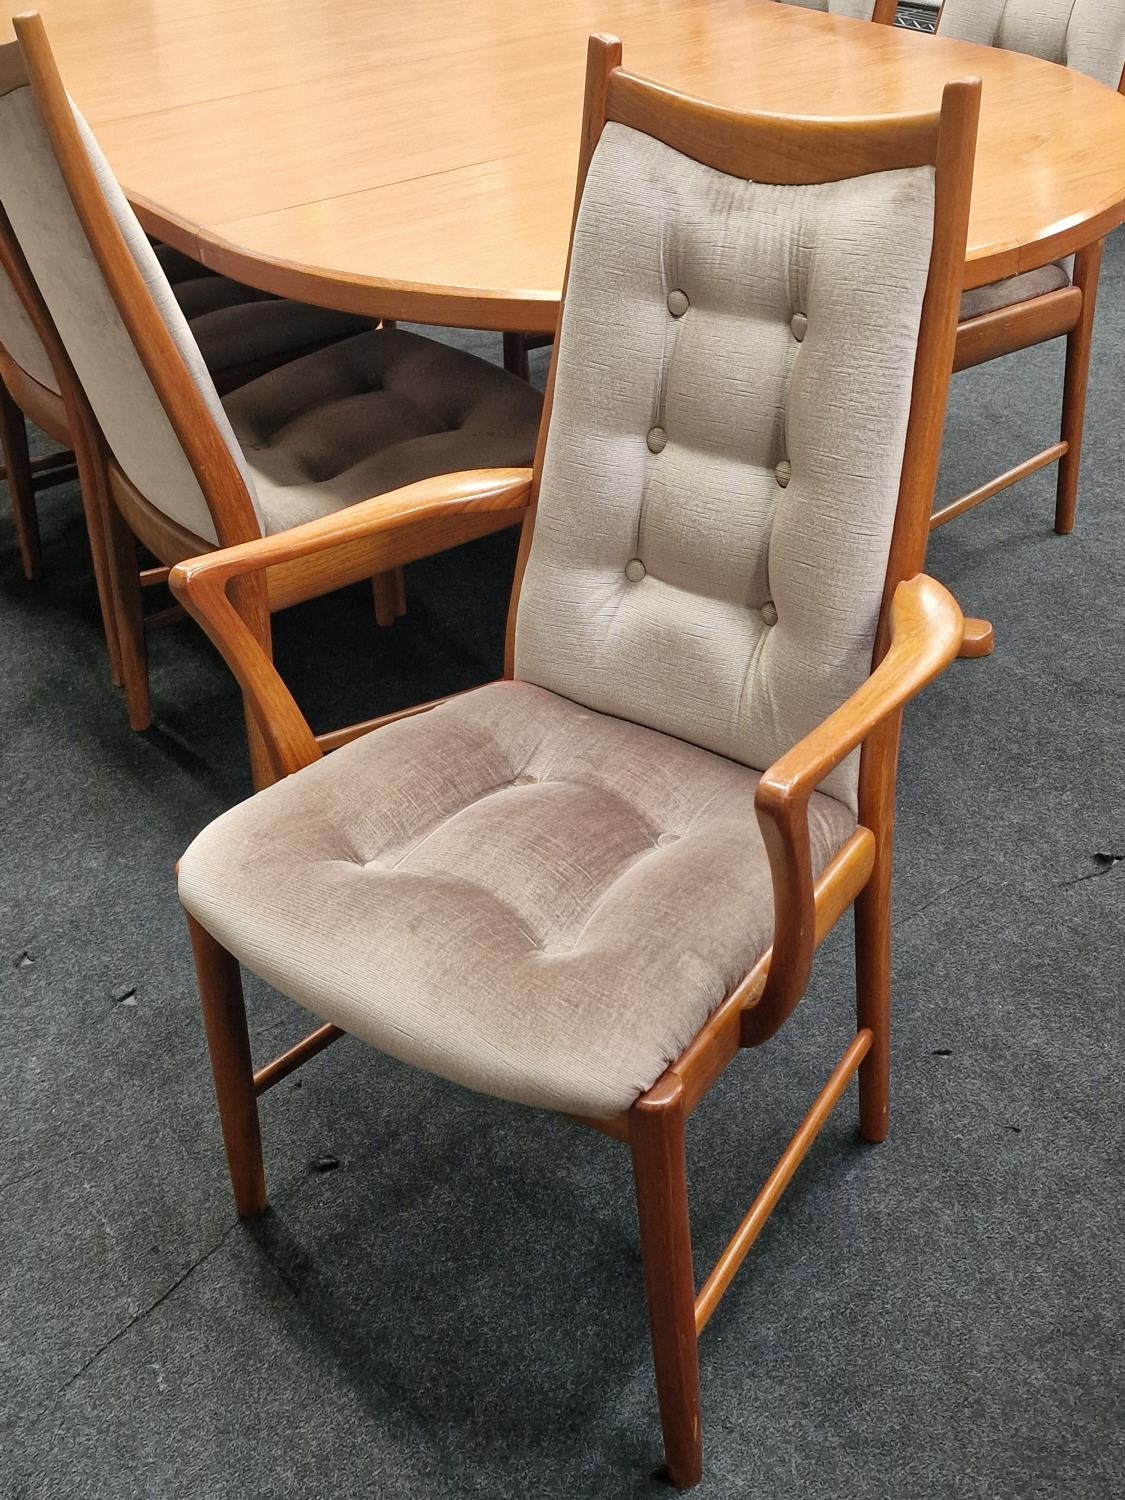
<box><xmin>2</xmin><ymin>236</ymin><xmax>1123</xmax><ymax>1499</ymax></box>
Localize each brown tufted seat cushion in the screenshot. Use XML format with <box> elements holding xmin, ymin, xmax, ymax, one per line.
<box><xmin>154</xmin><ymin>244</ymin><xmax>375</xmax><ymax>396</ymax></box>
<box><xmin>221</xmin><ymin>327</ymin><xmax>544</xmax><ymax>533</ymax></box>
<box><xmin>178</xmin><ymin>680</ymin><xmax>855</xmax><ymax>1118</ymax></box>
<box><xmin>959</xmin><ymin>261</ymin><xmax>1071</xmax><ymax>322</ymax></box>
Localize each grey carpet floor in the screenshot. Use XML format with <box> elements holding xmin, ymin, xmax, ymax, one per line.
<box><xmin>1</xmin><ymin>238</ymin><xmax>1123</xmax><ymax>1499</ymax></box>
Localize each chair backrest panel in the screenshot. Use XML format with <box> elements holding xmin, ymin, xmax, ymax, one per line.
<box><xmin>0</xmin><ymin>257</ymin><xmax>57</xmax><ymax>393</ymax></box>
<box><xmin>782</xmin><ymin>0</ymin><xmax>888</xmax><ymax>20</ymax></box>
<box><xmin>938</xmin><ymin>0</ymin><xmax>1125</xmax><ymax>90</ymax></box>
<box><xmin>0</xmin><ymin>46</ymin><xmax>261</xmax><ymax>544</ymax></box>
<box><xmin>513</xmin><ymin>123</ymin><xmax>936</xmax><ymax>812</ymax></box>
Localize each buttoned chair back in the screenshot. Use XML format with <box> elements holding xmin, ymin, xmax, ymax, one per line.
<box><xmin>779</xmin><ymin>0</ymin><xmax>899</xmax><ymax>23</ymax></box>
<box><xmin>0</xmin><ymin>40</ymin><xmax>262</xmax><ymax>549</ymax></box>
<box><xmin>513</xmin><ymin>64</ymin><xmax>968</xmax><ymax>814</ymax></box>
<box><xmin>937</xmin><ymin>0</ymin><xmax>1125</xmax><ymax>90</ymax></box>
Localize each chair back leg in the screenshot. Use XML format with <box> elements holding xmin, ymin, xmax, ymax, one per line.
<box><xmin>629</xmin><ymin>1076</ymin><xmax>703</xmax><ymax>1489</ymax></box>
<box><xmin>1056</xmin><ymin>238</ymin><xmax>1105</xmax><ymax>535</ymax></box>
<box><xmin>186</xmin><ymin>913</ymin><xmax>267</xmax><ymax>1217</ymax></box>
<box><xmin>0</xmin><ymin>382</ymin><xmax>42</xmax><ymax>581</ymax></box>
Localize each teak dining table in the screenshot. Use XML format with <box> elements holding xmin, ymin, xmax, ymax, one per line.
<box><xmin>8</xmin><ymin>0</ymin><xmax>1125</xmax><ymax>332</ymax></box>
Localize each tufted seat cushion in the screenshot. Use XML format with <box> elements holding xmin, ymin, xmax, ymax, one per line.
<box><xmin>178</xmin><ymin>680</ymin><xmax>856</xmax><ymax>1117</ymax></box>
<box><xmin>221</xmin><ymin>327</ymin><xmax>544</xmax><ymax>533</ymax></box>
<box><xmin>153</xmin><ymin>244</ymin><xmax>375</xmax><ymax>396</ymax></box>
<box><xmin>959</xmin><ymin>261</ymin><xmax>1071</xmax><ymax>322</ymax></box>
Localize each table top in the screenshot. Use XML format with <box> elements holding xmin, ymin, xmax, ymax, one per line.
<box><xmin>9</xmin><ymin>0</ymin><xmax>1125</xmax><ymax>330</ymax></box>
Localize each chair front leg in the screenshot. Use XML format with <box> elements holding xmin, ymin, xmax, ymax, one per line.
<box><xmin>854</xmin><ymin>832</ymin><xmax>893</xmax><ymax>1145</ymax></box>
<box><xmin>186</xmin><ymin>913</ymin><xmax>267</xmax><ymax>1217</ymax></box>
<box><xmin>1056</xmin><ymin>238</ymin><xmax>1104</xmax><ymax>536</ymax></box>
<box><xmin>629</xmin><ymin>1074</ymin><xmax>703</xmax><ymax>1490</ymax></box>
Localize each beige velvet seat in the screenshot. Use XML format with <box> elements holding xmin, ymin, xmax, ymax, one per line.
<box><xmin>0</xmin><ymin>23</ymin><xmax>541</xmax><ymax>778</ymax></box>
<box><xmin>166</xmin><ymin>30</ymin><xmax>983</xmax><ymax>1489</ymax></box>
<box><xmin>0</xmin><ymin>234</ymin><xmax>371</xmax><ymax>592</ymax></box>
<box><xmin>180</xmin><ymin>680</ymin><xmax>856</xmax><ymax>1117</ymax></box>
<box><xmin>932</xmin><ymin>0</ymin><xmax>1125</xmax><ymax>535</ymax></box>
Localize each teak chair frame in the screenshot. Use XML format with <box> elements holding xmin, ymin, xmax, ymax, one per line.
<box><xmin>169</xmin><ymin>38</ymin><xmax>983</xmax><ymax>1489</ymax></box>
<box><xmin>932</xmin><ymin>36</ymin><xmax>1125</xmax><ymax>535</ymax></box>
<box><xmin>6</xmin><ymin>13</ymin><xmax>517</xmax><ymax>788</ymax></box>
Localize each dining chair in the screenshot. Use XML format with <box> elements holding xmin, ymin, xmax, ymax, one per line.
<box><xmin>777</xmin><ymin>0</ymin><xmax>899</xmax><ymax>22</ymax></box>
<box><xmin>0</xmin><ymin>15</ymin><xmax>542</xmax><ymax>787</ymax></box>
<box><xmin>0</xmin><ymin>223</ymin><xmax>375</xmax><ymax>682</ymax></box>
<box><xmin>932</xmin><ymin>0</ymin><xmax>1125</xmax><ymax>534</ymax></box>
<box><xmin>171</xmin><ymin>33</ymin><xmax>983</xmax><ymax>1487</ymax></box>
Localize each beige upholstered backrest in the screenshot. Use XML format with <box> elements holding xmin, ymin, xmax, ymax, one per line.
<box><xmin>938</xmin><ymin>0</ymin><xmax>1125</xmax><ymax>89</ymax></box>
<box><xmin>0</xmin><ymin>259</ymin><xmax>58</xmax><ymax>393</ymax></box>
<box><xmin>780</xmin><ymin>0</ymin><xmax>886</xmax><ymax>18</ymax></box>
<box><xmin>0</xmin><ymin>46</ymin><xmax>261</xmax><ymax>544</ymax></box>
<box><xmin>514</xmin><ymin>124</ymin><xmax>937</xmax><ymax>812</ymax></box>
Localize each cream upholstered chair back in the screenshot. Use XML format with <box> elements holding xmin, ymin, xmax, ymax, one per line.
<box><xmin>0</xmin><ymin>39</ymin><xmax>261</xmax><ymax>545</ymax></box>
<box><xmin>780</xmin><ymin>0</ymin><xmax>891</xmax><ymax>19</ymax></box>
<box><xmin>0</xmin><ymin>254</ymin><xmax>58</xmax><ymax>394</ymax></box>
<box><xmin>514</xmin><ymin>112</ymin><xmax>943</xmax><ymax>814</ymax></box>
<box><xmin>937</xmin><ymin>0</ymin><xmax>1125</xmax><ymax>89</ymax></box>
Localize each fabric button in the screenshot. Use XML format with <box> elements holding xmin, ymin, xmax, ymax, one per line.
<box><xmin>512</xmin><ymin>773</ymin><xmax>537</xmax><ymax>786</ymax></box>
<box><xmin>791</xmin><ymin>312</ymin><xmax>807</xmax><ymax>342</ymax></box>
<box><xmin>647</xmin><ymin>426</ymin><xmax>667</xmax><ymax>454</ymax></box>
<box><xmin>657</xmin><ymin>832</ymin><xmax>680</xmax><ymax>848</ymax></box>
<box><xmin>667</xmin><ymin>289</ymin><xmax>690</xmax><ymax>318</ymax></box>
<box><xmin>761</xmin><ymin>601</ymin><xmax>779</xmax><ymax>627</ymax></box>
<box><xmin>625</xmin><ymin>558</ymin><xmax>647</xmax><ymax>583</ymax></box>
<box><xmin>775</xmin><ymin>458</ymin><xmax>792</xmax><ymax>489</ymax></box>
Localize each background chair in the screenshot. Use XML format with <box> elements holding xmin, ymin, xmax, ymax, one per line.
<box><xmin>170</xmin><ymin>33</ymin><xmax>982</xmax><ymax>1488</ymax></box>
<box><xmin>932</xmin><ymin>0</ymin><xmax>1125</xmax><ymax>533</ymax></box>
<box><xmin>0</xmin><ymin>224</ymin><xmax>374</xmax><ymax>675</ymax></box>
<box><xmin>0</xmin><ymin>19</ymin><xmax>541</xmax><ymax>787</ymax></box>
<box><xmin>778</xmin><ymin>0</ymin><xmax>899</xmax><ymax>22</ymax></box>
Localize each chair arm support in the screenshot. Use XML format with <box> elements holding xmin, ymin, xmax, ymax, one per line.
<box><xmin>169</xmin><ymin>468</ymin><xmax>534</xmax><ymax>783</ymax></box>
<box><xmin>746</xmin><ymin>574</ymin><xmax>965</xmax><ymax>1045</ymax></box>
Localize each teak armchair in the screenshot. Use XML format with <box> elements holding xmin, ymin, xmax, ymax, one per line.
<box><xmin>0</xmin><ymin>15</ymin><xmax>541</xmax><ymax>787</ymax></box>
<box><xmin>173</xmin><ymin>38</ymin><xmax>983</xmax><ymax>1489</ymax></box>
<box><xmin>933</xmin><ymin>0</ymin><xmax>1125</xmax><ymax>534</ymax></box>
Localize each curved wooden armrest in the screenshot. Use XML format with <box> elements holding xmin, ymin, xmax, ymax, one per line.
<box><xmin>169</xmin><ymin>468</ymin><xmax>533</xmax><ymax>782</ymax></box>
<box><xmin>748</xmin><ymin>574</ymin><xmax>965</xmax><ymax>1045</ymax></box>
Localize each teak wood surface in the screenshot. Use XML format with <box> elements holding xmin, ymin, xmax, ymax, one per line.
<box><xmin>5</xmin><ymin>0</ymin><xmax>1125</xmax><ymax>329</ymax></box>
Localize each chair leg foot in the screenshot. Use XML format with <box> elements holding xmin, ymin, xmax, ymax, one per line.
<box><xmin>186</xmin><ymin>914</ymin><xmax>267</xmax><ymax>1217</ymax></box>
<box><xmin>854</xmin><ymin>844</ymin><xmax>893</xmax><ymax>1145</ymax></box>
<box><xmin>0</xmin><ymin>387</ymin><xmax>43</xmax><ymax>582</ymax></box>
<box><xmin>630</xmin><ymin>1078</ymin><xmax>703</xmax><ymax>1490</ymax></box>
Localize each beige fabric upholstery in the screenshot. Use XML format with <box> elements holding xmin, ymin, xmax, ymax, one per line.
<box><xmin>959</xmin><ymin>261</ymin><xmax>1070</xmax><ymax>321</ymax></box>
<box><xmin>224</xmin><ymin>328</ymin><xmax>543</xmax><ymax>533</ymax></box>
<box><xmin>515</xmin><ymin>125</ymin><xmax>936</xmax><ymax>812</ymax></box>
<box><xmin>152</xmin><ymin>245</ymin><xmax>375</xmax><ymax>397</ymax></box>
<box><xmin>938</xmin><ymin>0</ymin><xmax>1125</xmax><ymax>89</ymax></box>
<box><xmin>0</xmin><ymin>240</ymin><xmax>372</xmax><ymax>405</ymax></box>
<box><xmin>780</xmin><ymin>0</ymin><xmax>884</xmax><ymax>18</ymax></box>
<box><xmin>179</xmin><ymin>682</ymin><xmax>856</xmax><ymax>1117</ymax></box>
<box><xmin>0</xmin><ymin>262</ymin><xmax>56</xmax><ymax>391</ymax></box>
